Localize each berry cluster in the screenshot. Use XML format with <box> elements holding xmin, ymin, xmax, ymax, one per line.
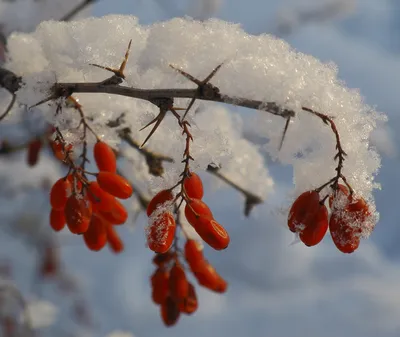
<box><xmin>146</xmin><ymin>171</ymin><xmax>230</xmax><ymax>254</ymax></box>
<box><xmin>150</xmin><ymin>239</ymin><xmax>227</xmax><ymax>326</ymax></box>
<box><xmin>288</xmin><ymin>184</ymin><xmax>371</xmax><ymax>253</ymax></box>
<box><xmin>49</xmin><ymin>136</ymin><xmax>132</xmax><ymax>253</ymax></box>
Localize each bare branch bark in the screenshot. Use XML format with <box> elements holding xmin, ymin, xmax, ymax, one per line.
<box><xmin>52</xmin><ymin>81</ymin><xmax>296</xmax><ymax>119</ymax></box>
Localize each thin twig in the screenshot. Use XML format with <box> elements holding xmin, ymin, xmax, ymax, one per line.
<box><xmin>206</xmin><ymin>164</ymin><xmax>263</xmax><ymax>216</ymax></box>
<box><xmin>302</xmin><ymin>106</ymin><xmax>351</xmax><ymax>193</ymax></box>
<box><xmin>118</xmin><ymin>127</ymin><xmax>173</xmax><ymax>176</ymax></box>
<box><xmin>59</xmin><ymin>0</ymin><xmax>98</xmax><ymax>22</ymax></box>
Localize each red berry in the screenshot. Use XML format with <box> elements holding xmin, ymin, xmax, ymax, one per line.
<box><xmin>184</xmin><ymin>240</ymin><xmax>205</xmax><ymax>273</ymax></box>
<box><xmin>49</xmin><ymin>208</ymin><xmax>66</xmax><ymax>232</ymax></box>
<box><xmin>178</xmin><ymin>283</ymin><xmax>199</xmax><ymax>315</ymax></box>
<box><xmin>178</xmin><ymin>283</ymin><xmax>198</xmax><ymax>315</ymax></box>
<box><xmin>106</xmin><ymin>225</ymin><xmax>124</xmax><ymax>253</ymax></box>
<box><xmin>50</xmin><ymin>178</ymin><xmax>72</xmax><ymax>210</ymax></box>
<box><xmin>147</xmin><ymin>190</ymin><xmax>174</xmax><ymax>216</ymax></box>
<box><xmin>93</xmin><ymin>141</ymin><xmax>117</xmax><ymax>173</ymax></box>
<box><xmin>298</xmin><ymin>203</ymin><xmax>329</xmax><ymax>247</ymax></box>
<box><xmin>183</xmin><ymin>172</ymin><xmax>204</xmax><ymax>199</ymax></box>
<box><xmin>184</xmin><ymin>199</ymin><xmax>213</xmax><ymax>227</ymax></box>
<box><xmin>27</xmin><ymin>139</ymin><xmax>42</xmax><ymax>167</ymax></box>
<box><xmin>329</xmin><ymin>212</ymin><xmax>360</xmax><ymax>254</ymax></box>
<box><xmin>194</xmin><ymin>262</ymin><xmax>227</xmax><ymax>293</ymax></box>
<box><xmin>329</xmin><ymin>184</ymin><xmax>349</xmax><ymax>209</ymax></box>
<box><xmin>50</xmin><ymin>141</ymin><xmax>72</xmax><ymax>162</ymax></box>
<box><xmin>147</xmin><ymin>212</ymin><xmax>176</xmax><ymax>254</ymax></box>
<box><xmin>151</xmin><ymin>268</ymin><xmax>170</xmax><ymax>305</ymax></box>
<box><xmin>169</xmin><ymin>263</ymin><xmax>189</xmax><ymax>304</ymax></box>
<box><xmin>160</xmin><ymin>296</ymin><xmax>180</xmax><ymax>327</ymax></box>
<box><xmin>288</xmin><ymin>190</ymin><xmax>320</xmax><ymax>233</ymax></box>
<box><xmin>98</xmin><ymin>199</ymin><xmax>128</xmax><ymax>225</ymax></box>
<box><xmin>64</xmin><ymin>195</ymin><xmax>92</xmax><ymax>234</ymax></box>
<box><xmin>96</xmin><ymin>172</ymin><xmax>133</xmax><ymax>199</ymax></box>
<box><xmin>87</xmin><ymin>181</ymin><xmax>115</xmax><ymax>212</ymax></box>
<box><xmin>192</xmin><ymin>218</ymin><xmax>230</xmax><ymax>250</ymax></box>
<box><xmin>329</xmin><ymin>194</ymin><xmax>369</xmax><ymax>254</ymax></box>
<box><xmin>83</xmin><ymin>214</ymin><xmax>108</xmax><ymax>251</ymax></box>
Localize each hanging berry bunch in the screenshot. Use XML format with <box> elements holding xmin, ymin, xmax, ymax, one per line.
<box><xmin>287</xmin><ymin>108</ymin><xmax>374</xmax><ymax>253</ymax></box>
<box><xmin>150</xmin><ymin>239</ymin><xmax>227</xmax><ymax>326</ymax></box>
<box><xmin>47</xmin><ymin>97</ymin><xmax>131</xmax><ymax>254</ymax></box>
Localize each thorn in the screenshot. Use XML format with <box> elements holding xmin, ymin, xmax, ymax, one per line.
<box><xmin>139</xmin><ymin>114</ymin><xmax>160</xmax><ymax>132</ymax></box>
<box><xmin>119</xmin><ymin>39</ymin><xmax>132</xmax><ymax>74</ymax></box>
<box><xmin>169</xmin><ymin>64</ymin><xmax>201</xmax><ymax>85</ymax></box>
<box><xmin>202</xmin><ymin>60</ymin><xmax>225</xmax><ymax>84</ymax></box>
<box><xmin>29</xmin><ymin>95</ymin><xmax>57</xmax><ymax>109</ymax></box>
<box><xmin>89</xmin><ymin>39</ymin><xmax>132</xmax><ymax>79</ymax></box>
<box><xmin>278</xmin><ymin>117</ymin><xmax>291</xmax><ymax>151</ymax></box>
<box><xmin>181</xmin><ymin>97</ymin><xmax>197</xmax><ymax>121</ymax></box>
<box><xmin>140</xmin><ymin>109</ymin><xmax>167</xmax><ymax>148</ymax></box>
<box><xmin>170</xmin><ymin>62</ymin><xmax>227</xmax><ymax>121</ymax></box>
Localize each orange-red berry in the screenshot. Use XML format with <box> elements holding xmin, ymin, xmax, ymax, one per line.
<box><xmin>27</xmin><ymin>139</ymin><xmax>42</xmax><ymax>167</ymax></box>
<box><xmin>194</xmin><ymin>261</ymin><xmax>227</xmax><ymax>293</ymax></box>
<box><xmin>184</xmin><ymin>199</ymin><xmax>213</xmax><ymax>227</ymax></box>
<box><xmin>147</xmin><ymin>190</ymin><xmax>174</xmax><ymax>217</ymax></box>
<box><xmin>93</xmin><ymin>141</ymin><xmax>117</xmax><ymax>173</ymax></box>
<box><xmin>87</xmin><ymin>181</ymin><xmax>115</xmax><ymax>212</ymax></box>
<box><xmin>50</xmin><ymin>141</ymin><xmax>72</xmax><ymax>162</ymax></box>
<box><xmin>169</xmin><ymin>263</ymin><xmax>189</xmax><ymax>304</ymax></box>
<box><xmin>298</xmin><ymin>203</ymin><xmax>329</xmax><ymax>247</ymax></box>
<box><xmin>160</xmin><ymin>296</ymin><xmax>180</xmax><ymax>327</ymax></box>
<box><xmin>50</xmin><ymin>178</ymin><xmax>72</xmax><ymax>210</ymax></box>
<box><xmin>98</xmin><ymin>199</ymin><xmax>128</xmax><ymax>225</ymax></box>
<box><xmin>49</xmin><ymin>208</ymin><xmax>66</xmax><ymax>232</ymax></box>
<box><xmin>96</xmin><ymin>172</ymin><xmax>133</xmax><ymax>199</ymax></box>
<box><xmin>106</xmin><ymin>225</ymin><xmax>124</xmax><ymax>253</ymax></box>
<box><xmin>151</xmin><ymin>268</ymin><xmax>170</xmax><ymax>305</ymax></box>
<box><xmin>329</xmin><ymin>213</ymin><xmax>360</xmax><ymax>254</ymax></box>
<box><xmin>179</xmin><ymin>283</ymin><xmax>198</xmax><ymax>315</ymax></box>
<box><xmin>329</xmin><ymin>194</ymin><xmax>369</xmax><ymax>254</ymax></box>
<box><xmin>83</xmin><ymin>214</ymin><xmax>108</xmax><ymax>251</ymax></box>
<box><xmin>147</xmin><ymin>212</ymin><xmax>176</xmax><ymax>254</ymax></box>
<box><xmin>329</xmin><ymin>184</ymin><xmax>349</xmax><ymax>209</ymax></box>
<box><xmin>184</xmin><ymin>240</ymin><xmax>205</xmax><ymax>273</ymax></box>
<box><xmin>288</xmin><ymin>190</ymin><xmax>320</xmax><ymax>233</ymax></box>
<box><xmin>192</xmin><ymin>218</ymin><xmax>230</xmax><ymax>250</ymax></box>
<box><xmin>183</xmin><ymin>172</ymin><xmax>204</xmax><ymax>199</ymax></box>
<box><xmin>64</xmin><ymin>195</ymin><xmax>92</xmax><ymax>234</ymax></box>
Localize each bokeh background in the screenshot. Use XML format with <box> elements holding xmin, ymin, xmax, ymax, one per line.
<box><xmin>1</xmin><ymin>1</ymin><xmax>399</xmax><ymax>337</ymax></box>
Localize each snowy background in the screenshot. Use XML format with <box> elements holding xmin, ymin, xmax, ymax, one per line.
<box><xmin>1</xmin><ymin>1</ymin><xmax>400</xmax><ymax>337</ymax></box>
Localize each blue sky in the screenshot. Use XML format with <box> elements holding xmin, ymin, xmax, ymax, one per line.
<box><xmin>2</xmin><ymin>1</ymin><xmax>400</xmax><ymax>337</ymax></box>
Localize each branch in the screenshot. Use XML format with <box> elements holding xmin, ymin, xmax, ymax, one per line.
<box><xmin>118</xmin><ymin>127</ymin><xmax>174</xmax><ymax>177</ymax></box>
<box><xmin>206</xmin><ymin>164</ymin><xmax>263</xmax><ymax>216</ymax></box>
<box><xmin>51</xmin><ymin>81</ymin><xmax>296</xmax><ymax>119</ymax></box>
<box><xmin>0</xmin><ymin>68</ymin><xmax>21</xmax><ymax>94</ymax></box>
<box><xmin>59</xmin><ymin>0</ymin><xmax>98</xmax><ymax>22</ymax></box>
